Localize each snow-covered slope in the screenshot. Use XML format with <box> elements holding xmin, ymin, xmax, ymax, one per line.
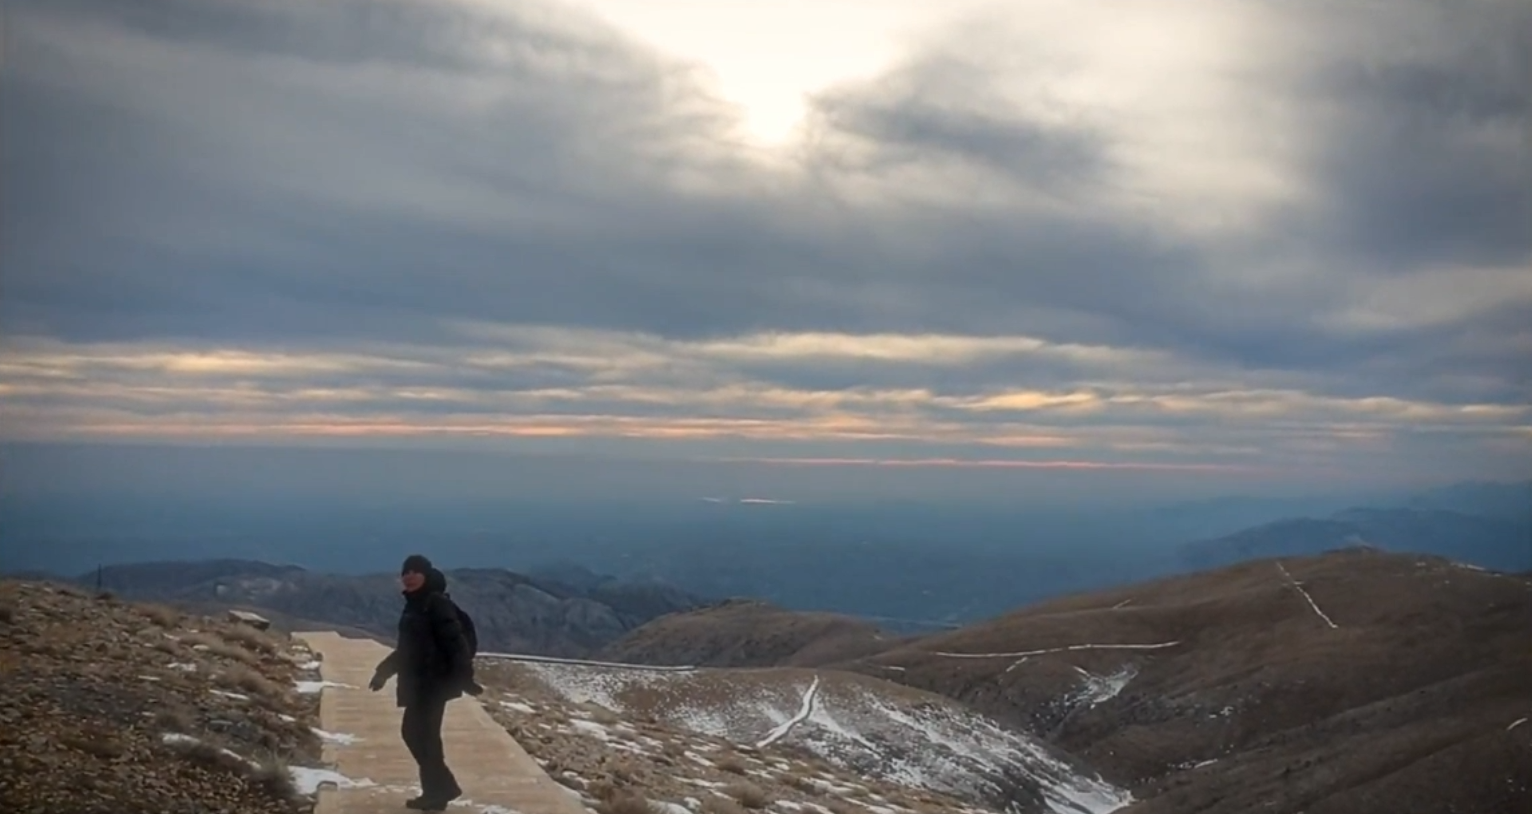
<box><xmin>489</xmin><ymin>659</ymin><xmax>1131</xmax><ymax>814</ymax></box>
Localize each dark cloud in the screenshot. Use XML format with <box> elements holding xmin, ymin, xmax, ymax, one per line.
<box><xmin>1</xmin><ymin>0</ymin><xmax>1528</xmax><ymax>459</ymax></box>
<box><xmin>1295</xmin><ymin>4</ymin><xmax>1532</xmax><ymax>269</ymax></box>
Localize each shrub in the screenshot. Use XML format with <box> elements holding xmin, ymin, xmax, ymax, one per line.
<box><xmin>701</xmin><ymin>798</ymin><xmax>748</xmax><ymax>814</ymax></box>
<box><xmin>222</xmin><ymin>623</ymin><xmax>280</xmax><ymax>655</ymax></box>
<box><xmin>598</xmin><ymin>792</ymin><xmax>656</xmax><ymax>814</ymax></box>
<box><xmin>716</xmin><ymin>754</ymin><xmax>749</xmax><ymax>775</ymax></box>
<box><xmin>138</xmin><ymin>603</ymin><xmax>182</xmax><ymax>627</ymax></box>
<box><xmin>217</xmin><ymin>665</ymin><xmax>287</xmax><ymax>701</ymax></box>
<box><xmin>726</xmin><ymin>782</ymin><xmax>769</xmax><ymax>810</ymax></box>
<box><xmin>153</xmin><ymin>706</ymin><xmax>198</xmax><ymax>733</ymax></box>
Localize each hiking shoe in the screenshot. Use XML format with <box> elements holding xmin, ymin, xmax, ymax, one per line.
<box><xmin>410</xmin><ymin>790</ymin><xmax>461</xmax><ymax>811</ymax></box>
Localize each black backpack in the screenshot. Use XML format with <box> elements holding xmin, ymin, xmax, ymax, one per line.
<box><xmin>434</xmin><ymin>593</ymin><xmax>478</xmax><ymax>658</ymax></box>
<box><xmin>455</xmin><ymin>604</ymin><xmax>478</xmax><ymax>658</ymax></box>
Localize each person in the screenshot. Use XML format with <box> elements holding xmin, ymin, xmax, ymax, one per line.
<box><xmin>368</xmin><ymin>554</ymin><xmax>479</xmax><ymax>811</ymax></box>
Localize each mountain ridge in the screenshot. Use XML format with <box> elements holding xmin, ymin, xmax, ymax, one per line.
<box><xmin>607</xmin><ymin>549</ymin><xmax>1531</xmax><ymax>813</ymax></box>
<box><xmin>61</xmin><ymin>559</ymin><xmax>708</xmax><ymax>657</ymax></box>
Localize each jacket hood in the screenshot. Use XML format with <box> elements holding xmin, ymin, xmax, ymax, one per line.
<box><xmin>404</xmin><ymin>566</ymin><xmax>449</xmax><ymax>598</ymax></box>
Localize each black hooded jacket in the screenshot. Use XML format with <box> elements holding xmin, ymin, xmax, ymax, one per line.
<box><xmin>373</xmin><ymin>568</ymin><xmax>473</xmax><ymax>707</ymax></box>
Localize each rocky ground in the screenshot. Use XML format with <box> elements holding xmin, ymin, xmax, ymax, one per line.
<box><xmin>0</xmin><ymin>579</ymin><xmax>347</xmax><ymax>814</ymax></box>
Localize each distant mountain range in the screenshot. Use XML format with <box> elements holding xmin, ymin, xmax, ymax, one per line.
<box><xmin>1178</xmin><ymin>506</ymin><xmax>1531</xmax><ymax>572</ymax></box>
<box><xmin>71</xmin><ymin>559</ymin><xmax>706</xmax><ymax>657</ymax></box>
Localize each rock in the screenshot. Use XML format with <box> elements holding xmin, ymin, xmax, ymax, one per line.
<box><xmin>226</xmin><ymin>611</ymin><xmax>271</xmax><ymax>631</ymax></box>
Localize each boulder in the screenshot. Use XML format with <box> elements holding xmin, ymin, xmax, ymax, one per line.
<box><xmin>226</xmin><ymin>609</ymin><xmax>271</xmax><ymax>631</ymax></box>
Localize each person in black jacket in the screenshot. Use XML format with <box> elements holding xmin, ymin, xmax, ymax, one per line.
<box><xmin>369</xmin><ymin>555</ymin><xmax>477</xmax><ymax>811</ymax></box>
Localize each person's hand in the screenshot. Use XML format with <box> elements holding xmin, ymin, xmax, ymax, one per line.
<box><xmin>368</xmin><ymin>673</ymin><xmax>386</xmax><ymax>692</ymax></box>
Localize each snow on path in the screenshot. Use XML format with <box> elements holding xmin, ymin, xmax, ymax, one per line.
<box><xmin>1509</xmin><ymin>717</ymin><xmax>1528</xmax><ymax>732</ymax></box>
<box><xmin>931</xmin><ymin>642</ymin><xmax>1180</xmax><ymax>659</ymax></box>
<box><xmin>755</xmin><ymin>675</ymin><xmax>821</xmax><ymax>749</ymax></box>
<box><xmin>477</xmin><ymin>652</ymin><xmax>697</xmax><ymax>672</ymax></box>
<box><xmin>1276</xmin><ymin>562</ymin><xmax>1338</xmax><ymax>629</ymax></box>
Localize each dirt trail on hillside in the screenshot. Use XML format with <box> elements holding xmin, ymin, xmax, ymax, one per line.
<box><xmin>296</xmin><ymin>631</ymin><xmax>586</xmax><ymax>814</ymax></box>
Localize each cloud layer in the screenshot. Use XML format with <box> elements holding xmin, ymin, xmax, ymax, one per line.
<box><xmin>2</xmin><ymin>0</ymin><xmax>1529</xmax><ymax>485</ymax></box>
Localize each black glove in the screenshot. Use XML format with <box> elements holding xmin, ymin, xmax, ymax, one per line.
<box><xmin>368</xmin><ymin>673</ymin><xmax>386</xmax><ymax>692</ymax></box>
<box><xmin>464</xmin><ymin>679</ymin><xmax>484</xmax><ymax>696</ymax></box>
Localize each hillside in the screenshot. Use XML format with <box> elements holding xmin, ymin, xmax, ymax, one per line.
<box><xmin>477</xmin><ymin>657</ymin><xmax>1130</xmax><ymax>814</ymax></box>
<box><xmin>1177</xmin><ymin>507</ymin><xmax>1532</xmax><ymax>572</ymax></box>
<box><xmin>0</xmin><ymin>579</ymin><xmax>361</xmax><ymax>813</ymax></box>
<box><xmin>600</xmin><ymin>598</ymin><xmax>902</xmax><ymax>667</ymax></box>
<box><xmin>77</xmin><ymin>560</ymin><xmax>705</xmax><ymax>657</ymax></box>
<box><xmin>844</xmin><ymin>550</ymin><xmax>1531</xmax><ymax>813</ymax></box>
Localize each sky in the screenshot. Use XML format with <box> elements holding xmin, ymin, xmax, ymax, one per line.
<box><xmin>1</xmin><ymin>0</ymin><xmax>1529</xmax><ymax>501</ymax></box>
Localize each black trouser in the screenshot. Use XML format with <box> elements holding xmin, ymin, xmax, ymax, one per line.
<box><xmin>401</xmin><ymin>694</ymin><xmax>460</xmax><ymax>799</ymax></box>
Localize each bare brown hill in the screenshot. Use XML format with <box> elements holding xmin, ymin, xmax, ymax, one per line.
<box><xmin>841</xmin><ymin>549</ymin><xmax>1531</xmax><ymax>814</ymax></box>
<box><xmin>0</xmin><ymin>579</ymin><xmax>343</xmax><ymax>814</ymax></box>
<box><xmin>598</xmin><ymin>598</ymin><xmax>903</xmax><ymax>667</ymax></box>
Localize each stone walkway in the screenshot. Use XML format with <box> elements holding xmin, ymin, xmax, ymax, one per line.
<box><xmin>295</xmin><ymin>631</ymin><xmax>586</xmax><ymax>814</ymax></box>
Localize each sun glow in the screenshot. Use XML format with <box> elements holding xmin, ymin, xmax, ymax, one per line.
<box><xmin>570</xmin><ymin>0</ymin><xmax>946</xmax><ymax>146</ymax></box>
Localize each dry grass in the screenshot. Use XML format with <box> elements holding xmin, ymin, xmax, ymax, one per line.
<box><xmin>222</xmin><ymin>623</ymin><xmax>281</xmax><ymax>655</ymax></box>
<box><xmin>164</xmin><ymin>734</ymin><xmax>254</xmax><ymax>775</ymax></box>
<box><xmin>137</xmin><ymin>602</ymin><xmax>182</xmax><ymax>627</ymax></box>
<box><xmin>579</xmin><ymin>702</ymin><xmax>622</xmax><ymax>725</ymax></box>
<box><xmin>598</xmin><ymin>791</ymin><xmax>656</xmax><ymax>814</ymax></box>
<box><xmin>216</xmin><ymin>664</ymin><xmax>287</xmax><ymax>702</ymax></box>
<box><xmin>0</xmin><ymin>601</ymin><xmax>14</xmax><ymax>624</ymax></box>
<box><xmin>820</xmin><ymin>800</ymin><xmax>863</xmax><ymax>814</ymax></box>
<box><xmin>587</xmin><ymin>779</ymin><xmax>619</xmax><ymax>802</ymax></box>
<box><xmin>249</xmin><ymin>751</ymin><xmax>300</xmax><ymax>803</ymax></box>
<box><xmin>152</xmin><ymin>706</ymin><xmax>198</xmax><ymax>734</ymax></box>
<box><xmin>60</xmin><ymin>731</ymin><xmax>127</xmax><ymax>760</ymax></box>
<box><xmin>701</xmin><ymin>798</ymin><xmax>749</xmax><ymax>814</ymax></box>
<box><xmin>715</xmin><ymin>754</ymin><xmax>749</xmax><ymax>775</ymax></box>
<box><xmin>185</xmin><ymin>631</ymin><xmax>263</xmax><ymax>666</ymax></box>
<box><xmin>786</xmin><ymin>775</ymin><xmax>824</xmax><ymax>796</ymax></box>
<box><xmin>726</xmin><ymin>782</ymin><xmax>770</xmax><ymax>809</ymax></box>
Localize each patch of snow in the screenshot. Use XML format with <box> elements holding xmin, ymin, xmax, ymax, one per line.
<box><xmin>478</xmin><ymin>652</ymin><xmax>695</xmax><ymax>671</ymax></box>
<box><xmin>139</xmin><ymin>675</ymin><xmax>162</xmax><ymax>682</ymax></box>
<box><xmin>312</xmin><ymin>728</ymin><xmax>361</xmax><ymax>745</ymax></box>
<box><xmin>652</xmin><ymin>803</ymin><xmax>692</xmax><ymax>814</ymax></box>
<box><xmin>278</xmin><ymin>714</ymin><xmax>297</xmax><ymax>723</ymax></box>
<box><xmin>1276</xmin><ymin>561</ymin><xmax>1339</xmax><ymax>629</ymax></box>
<box><xmin>1068</xmin><ymin>666</ymin><xmax>1138</xmax><ymax>707</ymax></box>
<box><xmin>499</xmin><ymin>700</ymin><xmax>537</xmax><ymax>714</ymax></box>
<box><xmin>288</xmin><ymin>766</ymin><xmax>377</xmax><ymax>794</ymax></box>
<box><xmin>210</xmin><ymin>690</ymin><xmax>249</xmax><ymax>701</ymax></box>
<box><xmin>1510</xmin><ymin>717</ymin><xmax>1528</xmax><ymax>732</ymax></box>
<box><xmin>294</xmin><ymin>660</ymin><xmax>323</xmax><ymax>671</ymax></box>
<box><xmin>295</xmin><ymin>680</ymin><xmax>352</xmax><ymax>694</ymax></box>
<box><xmin>568</xmin><ymin>719</ymin><xmax>611</xmax><ymax>740</ymax></box>
<box><xmin>931</xmin><ymin>641</ymin><xmax>1179</xmax><ymax>659</ymax></box>
<box><xmin>168</xmin><ymin>662</ymin><xmax>197</xmax><ymax>672</ymax></box>
<box><xmin>161</xmin><ymin>733</ymin><xmax>255</xmax><ymax>768</ymax></box>
<box><xmin>756</xmin><ymin>676</ymin><xmax>820</xmax><ymax>749</ymax></box>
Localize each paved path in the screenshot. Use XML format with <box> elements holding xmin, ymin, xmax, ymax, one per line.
<box><xmin>295</xmin><ymin>631</ymin><xmax>586</xmax><ymax>814</ymax></box>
